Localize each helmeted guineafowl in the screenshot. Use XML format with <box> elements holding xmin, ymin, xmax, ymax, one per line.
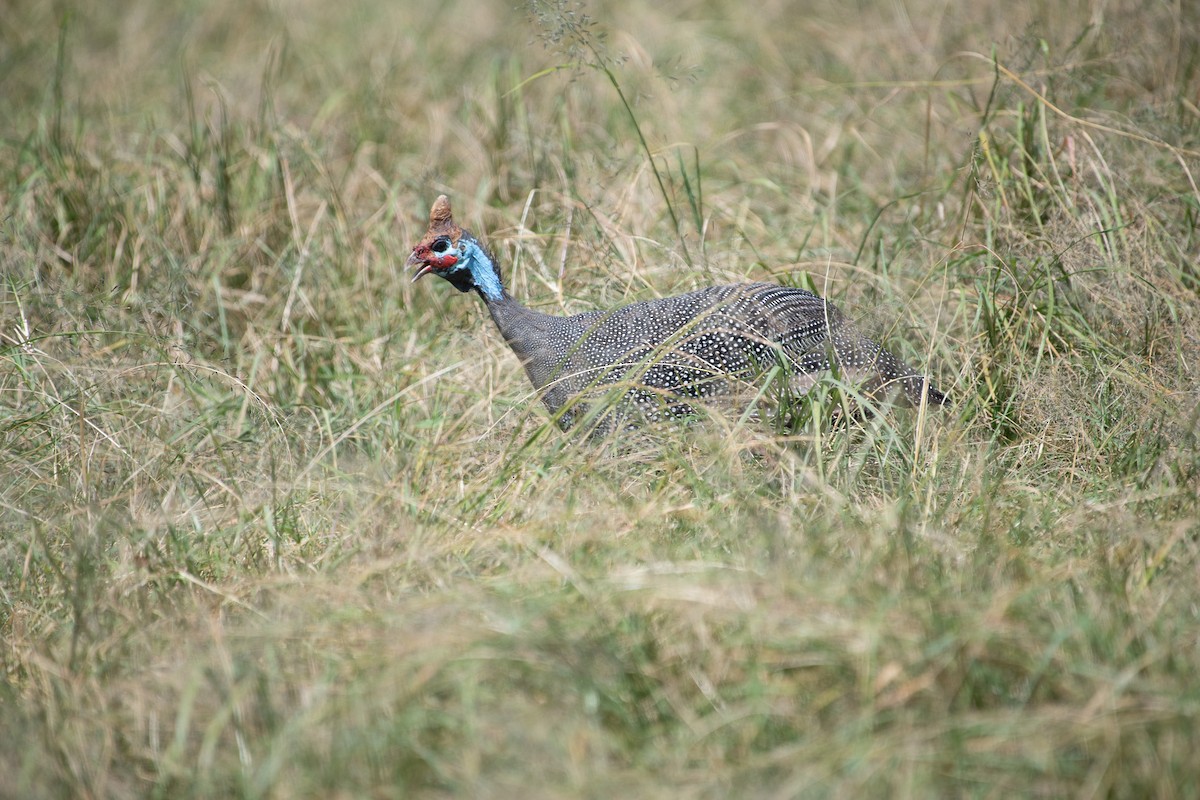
<box><xmin>408</xmin><ymin>195</ymin><xmax>946</xmax><ymax>432</ymax></box>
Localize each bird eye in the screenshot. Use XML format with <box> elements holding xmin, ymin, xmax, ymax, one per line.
<box><xmin>432</xmin><ymin>238</ymin><xmax>450</xmax><ymax>254</ymax></box>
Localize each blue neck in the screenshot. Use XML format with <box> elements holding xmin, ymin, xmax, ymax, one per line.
<box><xmin>460</xmin><ymin>239</ymin><xmax>505</xmax><ymax>302</ymax></box>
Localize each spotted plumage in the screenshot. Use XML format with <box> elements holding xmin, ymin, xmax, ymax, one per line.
<box><xmin>408</xmin><ymin>195</ymin><xmax>947</xmax><ymax>432</ymax></box>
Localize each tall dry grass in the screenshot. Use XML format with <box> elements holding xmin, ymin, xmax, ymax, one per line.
<box><xmin>2</xmin><ymin>0</ymin><xmax>1199</xmax><ymax>796</ymax></box>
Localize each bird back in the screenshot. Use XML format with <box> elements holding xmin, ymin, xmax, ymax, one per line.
<box><xmin>486</xmin><ymin>282</ymin><xmax>945</xmax><ymax>431</ymax></box>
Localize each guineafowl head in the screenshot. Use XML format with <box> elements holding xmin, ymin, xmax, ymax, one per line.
<box><xmin>407</xmin><ymin>195</ymin><xmax>504</xmax><ymax>301</ymax></box>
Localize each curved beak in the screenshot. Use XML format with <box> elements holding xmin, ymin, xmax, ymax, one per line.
<box><xmin>407</xmin><ymin>251</ymin><xmax>434</xmax><ymax>283</ymax></box>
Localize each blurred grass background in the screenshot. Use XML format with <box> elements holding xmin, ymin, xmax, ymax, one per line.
<box><xmin>2</xmin><ymin>0</ymin><xmax>1199</xmax><ymax>796</ymax></box>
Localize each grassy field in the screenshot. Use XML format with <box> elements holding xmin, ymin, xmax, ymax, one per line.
<box><xmin>3</xmin><ymin>0</ymin><xmax>1199</xmax><ymax>796</ymax></box>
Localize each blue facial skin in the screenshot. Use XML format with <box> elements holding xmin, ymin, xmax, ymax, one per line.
<box><xmin>412</xmin><ymin>230</ymin><xmax>506</xmax><ymax>301</ymax></box>
<box><xmin>453</xmin><ymin>237</ymin><xmax>504</xmax><ymax>301</ymax></box>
